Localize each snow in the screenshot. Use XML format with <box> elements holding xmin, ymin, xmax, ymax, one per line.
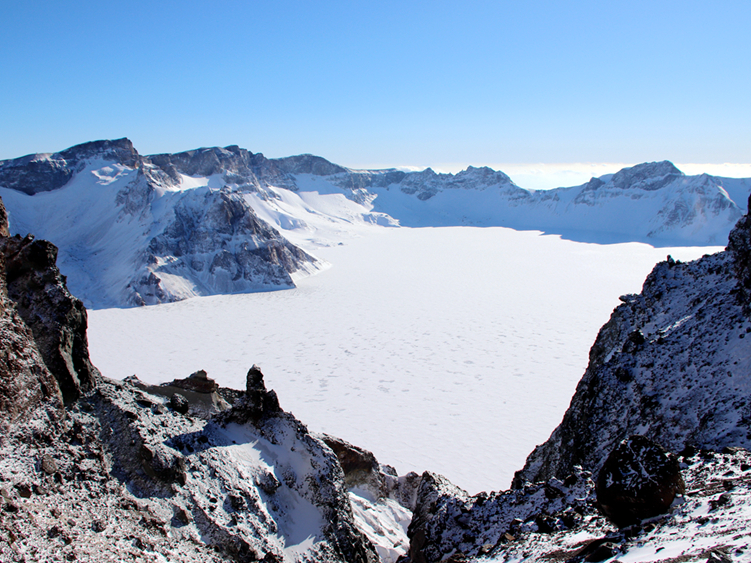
<box><xmin>87</xmin><ymin>226</ymin><xmax>719</xmax><ymax>494</ymax></box>
<box><xmin>348</xmin><ymin>491</ymin><xmax>411</xmax><ymax>563</ymax></box>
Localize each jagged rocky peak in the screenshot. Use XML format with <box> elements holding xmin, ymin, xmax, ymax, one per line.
<box><xmin>148</xmin><ymin>145</ymin><xmax>254</xmax><ymax>178</ymax></box>
<box><xmin>512</xmin><ymin>204</ymin><xmax>751</xmax><ymax>488</ymax></box>
<box><xmin>0</xmin><ymin>196</ymin><xmax>98</xmax><ymax>404</ymax></box>
<box><xmin>216</xmin><ymin>365</ymin><xmax>282</xmax><ymax>425</ymax></box>
<box><xmin>57</xmin><ymin>137</ymin><xmax>140</xmax><ymax>167</ymax></box>
<box><xmin>0</xmin><ymin>137</ymin><xmax>140</xmax><ymax>195</ymax></box>
<box><xmin>454</xmin><ymin>165</ymin><xmax>514</xmax><ymax>185</ymax></box>
<box><xmin>609</xmin><ymin>160</ymin><xmax>684</xmax><ymax>191</ymax></box>
<box><xmin>147</xmin><ymin>145</ymin><xmax>295</xmax><ymax>191</ymax></box>
<box><xmin>272</xmin><ymin>153</ymin><xmax>348</xmax><ymax>176</ymax></box>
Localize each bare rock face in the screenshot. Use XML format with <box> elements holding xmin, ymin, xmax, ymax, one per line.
<box><xmin>0</xmin><ymin>233</ymin><xmax>99</xmax><ymax>403</ymax></box>
<box><xmin>595</xmin><ymin>436</ymin><xmax>685</xmax><ymax>528</ymax></box>
<box><xmin>0</xmin><ymin>196</ymin><xmax>64</xmax><ymax>426</ymax></box>
<box><xmin>513</xmin><ymin>219</ymin><xmax>751</xmax><ymax>486</ymax></box>
<box><xmin>405</xmin><ymin>467</ymin><xmax>597</xmax><ymax>563</ymax></box>
<box><xmin>320</xmin><ymin>433</ymin><xmax>421</xmax><ymax>509</ymax></box>
<box><xmin>727</xmin><ymin>194</ymin><xmax>751</xmax><ymax>308</ymax></box>
<box><xmin>0</xmin><ymin>284</ymin><xmax>63</xmax><ymax>428</ymax></box>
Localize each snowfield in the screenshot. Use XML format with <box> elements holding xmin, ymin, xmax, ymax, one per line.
<box><xmin>87</xmin><ymin>225</ymin><xmax>720</xmax><ymax>494</ymax></box>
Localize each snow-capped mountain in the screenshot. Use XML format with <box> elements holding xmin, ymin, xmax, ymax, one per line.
<box><xmin>0</xmin><ymin>140</ymin><xmax>325</xmax><ymax>308</ymax></box>
<box><xmin>0</xmin><ymin>138</ymin><xmax>748</xmax><ymax>308</ymax></box>
<box><xmin>3</xmin><ymin>192</ymin><xmax>751</xmax><ymax>563</ymax></box>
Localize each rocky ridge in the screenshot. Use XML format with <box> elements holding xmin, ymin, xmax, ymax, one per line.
<box><xmin>0</xmin><ymin>198</ymin><xmax>387</xmax><ymax>562</ymax></box>
<box><xmin>3</xmin><ymin>159</ymin><xmax>751</xmax><ymax>562</ymax></box>
<box><xmin>0</xmin><ymin>139</ymin><xmax>322</xmax><ymax>307</ymax></box>
<box><xmin>1</xmin><ymin>139</ymin><xmax>749</xmax><ymax>308</ymax></box>
<box><xmin>397</xmin><ymin>203</ymin><xmax>751</xmax><ymax>562</ymax></box>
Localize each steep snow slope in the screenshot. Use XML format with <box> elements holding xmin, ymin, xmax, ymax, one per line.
<box><xmin>0</xmin><ymin>142</ymin><xmax>324</xmax><ymax>308</ymax></box>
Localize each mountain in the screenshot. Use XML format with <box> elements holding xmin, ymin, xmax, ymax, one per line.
<box><xmin>0</xmin><ymin>202</ymin><xmax>383</xmax><ymax>562</ymax></box>
<box><xmin>3</xmin><ymin>192</ymin><xmax>751</xmax><ymax>562</ymax></box>
<box><xmin>0</xmin><ymin>140</ymin><xmax>323</xmax><ymax>308</ymax></box>
<box><xmin>398</xmin><ymin>197</ymin><xmax>751</xmax><ymax>563</ymax></box>
<box><xmin>0</xmin><ymin>139</ymin><xmax>748</xmax><ymax>308</ymax></box>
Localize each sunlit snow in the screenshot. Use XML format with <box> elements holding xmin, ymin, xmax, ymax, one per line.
<box><xmin>87</xmin><ymin>226</ymin><xmax>719</xmax><ymax>494</ymax></box>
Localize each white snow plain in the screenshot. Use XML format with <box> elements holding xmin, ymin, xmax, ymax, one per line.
<box><xmin>87</xmin><ymin>225</ymin><xmax>720</xmax><ymax>494</ymax></box>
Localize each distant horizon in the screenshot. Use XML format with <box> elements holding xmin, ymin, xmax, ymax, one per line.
<box><xmin>2</xmin><ymin>136</ymin><xmax>750</xmax><ymax>191</ymax></box>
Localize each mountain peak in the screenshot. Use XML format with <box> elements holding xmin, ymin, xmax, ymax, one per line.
<box><xmin>610</xmin><ymin>161</ymin><xmax>683</xmax><ymax>191</ymax></box>
<box><xmin>58</xmin><ymin>138</ymin><xmax>140</xmax><ymax>166</ymax></box>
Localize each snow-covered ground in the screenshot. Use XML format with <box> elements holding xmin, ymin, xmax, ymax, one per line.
<box><xmin>87</xmin><ymin>226</ymin><xmax>720</xmax><ymax>494</ymax></box>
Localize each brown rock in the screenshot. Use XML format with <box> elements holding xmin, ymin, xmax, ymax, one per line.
<box><xmin>596</xmin><ymin>435</ymin><xmax>684</xmax><ymax>528</ymax></box>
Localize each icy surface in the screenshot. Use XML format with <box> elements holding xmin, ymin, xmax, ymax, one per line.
<box><xmin>87</xmin><ymin>227</ymin><xmax>718</xmax><ymax>494</ymax></box>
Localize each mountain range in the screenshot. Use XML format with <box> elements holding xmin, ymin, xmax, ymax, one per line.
<box><xmin>1</xmin><ymin>179</ymin><xmax>750</xmax><ymax>561</ymax></box>
<box><xmin>0</xmin><ymin>138</ymin><xmax>749</xmax><ymax>308</ymax></box>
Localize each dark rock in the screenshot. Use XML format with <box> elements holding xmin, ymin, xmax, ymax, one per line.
<box><xmin>172</xmin><ymin>505</ymin><xmax>192</xmax><ymax>526</ymax></box>
<box><xmin>584</xmin><ymin>541</ymin><xmax>619</xmax><ymax>562</ymax></box>
<box><xmin>0</xmin><ymin>232</ymin><xmax>99</xmax><ymax>403</ymax></box>
<box><xmin>167</xmin><ymin>369</ymin><xmax>218</xmax><ymax>394</ymax></box>
<box><xmin>596</xmin><ymin>436</ymin><xmax>685</xmax><ymax>528</ymax></box>
<box><xmin>0</xmin><ymin>199</ymin><xmax>64</xmax><ymax>425</ymax></box>
<box><xmin>15</xmin><ymin>483</ymin><xmax>31</xmax><ymax>498</ymax></box>
<box><xmin>217</xmin><ymin>365</ymin><xmax>282</xmax><ymax>425</ymax></box>
<box><xmin>710</xmin><ymin>492</ymin><xmax>732</xmax><ymax>510</ymax></box>
<box><xmin>170</xmin><ymin>393</ymin><xmax>190</xmax><ymax>415</ymax></box>
<box><xmin>728</xmin><ymin>194</ymin><xmax>751</xmax><ymax>309</ymax></box>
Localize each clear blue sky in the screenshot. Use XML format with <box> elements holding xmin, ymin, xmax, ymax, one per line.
<box><xmin>1</xmin><ymin>1</ymin><xmax>749</xmax><ymax>173</ymax></box>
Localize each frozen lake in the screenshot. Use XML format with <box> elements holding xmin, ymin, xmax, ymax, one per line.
<box><xmin>87</xmin><ymin>226</ymin><xmax>720</xmax><ymax>493</ymax></box>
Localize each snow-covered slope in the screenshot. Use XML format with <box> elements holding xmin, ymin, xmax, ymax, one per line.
<box><xmin>277</xmin><ymin>159</ymin><xmax>745</xmax><ymax>245</ymax></box>
<box><xmin>0</xmin><ymin>141</ymin><xmax>326</xmax><ymax>308</ymax></box>
<box><xmin>1</xmin><ymin>139</ymin><xmax>748</xmax><ymax>308</ymax></box>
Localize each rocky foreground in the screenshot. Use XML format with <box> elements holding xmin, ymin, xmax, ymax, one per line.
<box><xmin>1</xmin><ymin>192</ymin><xmax>751</xmax><ymax>562</ymax></box>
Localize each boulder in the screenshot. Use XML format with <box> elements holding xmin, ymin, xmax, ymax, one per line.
<box><xmin>596</xmin><ymin>436</ymin><xmax>685</xmax><ymax>528</ymax></box>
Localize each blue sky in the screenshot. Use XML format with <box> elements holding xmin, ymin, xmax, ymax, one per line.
<box><xmin>1</xmin><ymin>1</ymin><xmax>749</xmax><ymax>187</ymax></box>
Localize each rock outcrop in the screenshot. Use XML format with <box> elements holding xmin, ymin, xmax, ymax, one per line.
<box><xmin>0</xmin><ymin>232</ymin><xmax>99</xmax><ymax>403</ymax></box>
<box><xmin>0</xmin><ymin>194</ymin><xmax>380</xmax><ymax>562</ymax></box>
<box><xmin>595</xmin><ymin>435</ymin><xmax>685</xmax><ymax>528</ymax></box>
<box><xmin>513</xmin><ymin>227</ymin><xmax>751</xmax><ymax>487</ymax></box>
